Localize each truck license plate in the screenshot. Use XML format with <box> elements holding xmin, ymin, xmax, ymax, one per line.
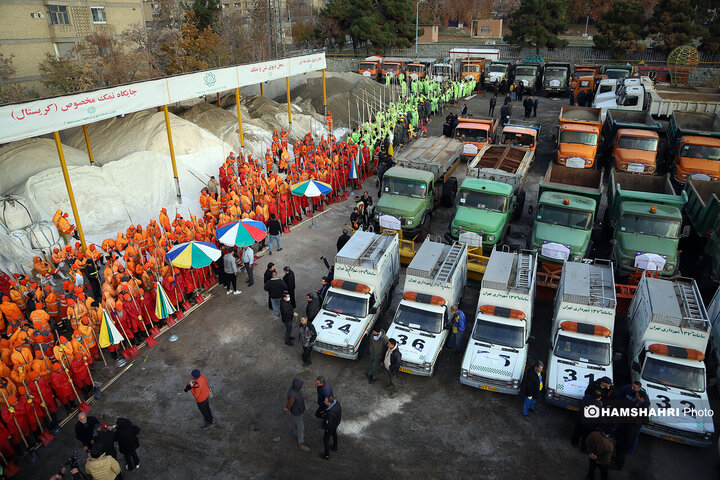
<box><xmin>480</xmin><ymin>385</ymin><xmax>498</xmax><ymax>392</ymax></box>
<box><xmin>627</xmin><ymin>163</ymin><xmax>645</xmax><ymax>173</ymax></box>
<box><xmin>321</xmin><ymin>350</ymin><xmax>338</xmax><ymax>357</ymax></box>
<box><xmin>662</xmin><ymin>435</ymin><xmax>684</xmax><ymax>444</ymax></box>
<box><xmin>565</xmin><ymin>157</ymin><xmax>585</xmax><ymax>169</ymax></box>
<box><xmin>399</xmin><ymin>367</ymin><xmax>412</xmax><ymax>374</ymax></box>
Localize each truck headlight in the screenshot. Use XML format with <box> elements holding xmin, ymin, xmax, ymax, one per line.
<box><xmin>585</xmin><ymin>159</ymin><xmax>592</xmax><ymax>166</ymax></box>
<box><xmin>713</xmin><ymin>177</ymin><xmax>719</xmax><ymax>182</ymax></box>
<box><xmin>461</xmin><ymin>368</ymin><xmax>468</xmax><ymax>378</ymax></box>
<box><xmin>681</xmin><ymin>173</ymin><xmax>687</xmax><ymax>179</ymax></box>
<box><xmin>546</xmin><ymin>388</ymin><xmax>555</xmax><ymax>397</ymax></box>
<box><xmin>620</xmin><ymin>163</ymin><xmax>627</xmax><ymax>170</ymax></box>
<box><xmin>572</xmin><ymin>254</ymin><xmax>583</xmax><ymax>262</ymax></box>
<box><xmin>558</xmin><ymin>157</ymin><xmax>566</xmax><ymax>164</ymax></box>
<box><xmin>405</xmin><ymin>219</ymin><xmax>413</xmax><ymax>226</ymax></box>
<box><xmin>451</xmin><ymin>227</ymin><xmax>459</xmax><ymax>235</ymax></box>
<box><xmin>487</xmin><ymin>235</ymin><xmax>496</xmax><ymax>242</ymax></box>
<box><xmin>423</xmin><ymin>362</ymin><xmax>432</xmax><ymax>370</ymax></box>
<box><xmin>512</xmin><ymin>379</ymin><xmax>519</xmax><ymax>387</ymax></box>
<box><xmin>665</xmin><ymin>264</ymin><xmax>675</xmax><ymax>272</ymax></box>
<box><xmin>621</xmin><ymin>258</ymin><xmax>630</xmax><ymax>266</ymax></box>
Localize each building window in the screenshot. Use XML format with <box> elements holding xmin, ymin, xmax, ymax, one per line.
<box><xmin>48</xmin><ymin>5</ymin><xmax>70</xmax><ymax>25</ymax></box>
<box><xmin>91</xmin><ymin>6</ymin><xmax>106</xmax><ymax>23</ymax></box>
<box><xmin>480</xmin><ymin>26</ymin><xmax>490</xmax><ymax>33</ymax></box>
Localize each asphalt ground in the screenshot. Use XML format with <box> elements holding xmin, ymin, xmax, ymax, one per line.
<box><xmin>18</xmin><ymin>87</ymin><xmax>718</xmax><ymax>480</ymax></box>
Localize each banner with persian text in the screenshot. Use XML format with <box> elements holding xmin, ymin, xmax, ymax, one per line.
<box><xmin>0</xmin><ymin>53</ymin><xmax>326</xmax><ymax>143</ymax></box>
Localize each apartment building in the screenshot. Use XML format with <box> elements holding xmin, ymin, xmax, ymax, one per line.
<box><xmin>0</xmin><ymin>1</ymin><xmax>145</xmax><ymax>89</ymax></box>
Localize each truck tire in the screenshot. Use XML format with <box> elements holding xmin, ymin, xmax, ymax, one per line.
<box><xmin>441</xmin><ymin>177</ymin><xmax>458</xmax><ymax>207</ymax></box>
<box><xmin>513</xmin><ymin>190</ymin><xmax>526</xmax><ymax>221</ymax></box>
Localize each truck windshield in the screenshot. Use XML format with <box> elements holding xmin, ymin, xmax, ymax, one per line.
<box><xmin>575</xmin><ymin>70</ymin><xmax>594</xmax><ymax>78</ymax></box>
<box><xmin>554</xmin><ymin>334</ymin><xmax>611</xmax><ymax>365</ymax></box>
<box><xmin>545</xmin><ymin>68</ymin><xmax>566</xmax><ymax>77</ymax></box>
<box><xmin>455</xmin><ymin>128</ymin><xmax>487</xmax><ymax>143</ymax></box>
<box><xmin>516</xmin><ymin>67</ymin><xmax>537</xmax><ymax>76</ymax></box>
<box><xmin>680</xmin><ymin>144</ymin><xmax>720</xmax><ymax>161</ymax></box>
<box><xmin>323</xmin><ymin>291</ymin><xmax>368</xmax><ymax>318</ymax></box>
<box><xmin>617</xmin><ymin>136</ymin><xmax>658</xmax><ymax>151</ymax></box>
<box><xmin>619</xmin><ymin>215</ymin><xmax>680</xmax><ymax>238</ymax></box>
<box><xmin>394</xmin><ymin>304</ymin><xmax>443</xmax><ymax>334</ymax></box>
<box><xmin>383</xmin><ymin>177</ymin><xmax>427</xmax><ymax>198</ymax></box>
<box><xmin>472</xmin><ymin>319</ymin><xmax>524</xmax><ymax>348</ymax></box>
<box><xmin>434</xmin><ymin>66</ymin><xmax>451</xmax><ymax>74</ymax></box>
<box><xmin>489</xmin><ymin>65</ymin><xmax>507</xmax><ymax>73</ymax></box>
<box><xmin>559</xmin><ymin>131</ymin><xmax>598</xmax><ymax>146</ymax></box>
<box><xmin>407</xmin><ymin>65</ymin><xmax>423</xmax><ymax>73</ymax></box>
<box><xmin>463</xmin><ymin>65</ymin><xmax>480</xmax><ymax>72</ymax></box>
<box><xmin>642</xmin><ymin>356</ymin><xmax>705</xmax><ymax>392</ymax></box>
<box><xmin>359</xmin><ymin>63</ymin><xmax>375</xmax><ymax>70</ymax></box>
<box><xmin>501</xmin><ymin>132</ymin><xmax>535</xmax><ymax>148</ymax></box>
<box><xmin>537</xmin><ymin>205</ymin><xmax>593</xmax><ymax>229</ymax></box>
<box><xmin>605</xmin><ymin>69</ymin><xmax>629</xmax><ymax>79</ymax></box>
<box><xmin>457</xmin><ymin>189</ymin><xmax>507</xmax><ymax>212</ymax></box>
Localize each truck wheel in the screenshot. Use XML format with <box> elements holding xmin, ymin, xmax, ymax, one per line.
<box><xmin>513</xmin><ymin>190</ymin><xmax>526</xmax><ymax>221</ymax></box>
<box><xmin>441</xmin><ymin>177</ymin><xmax>458</xmax><ymax>207</ymax></box>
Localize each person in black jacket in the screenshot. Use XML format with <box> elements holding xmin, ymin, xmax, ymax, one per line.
<box><xmin>384</xmin><ymin>338</ymin><xmax>402</xmax><ymax>398</ymax></box>
<box><xmin>266</xmin><ymin>213</ymin><xmax>283</xmax><ymax>255</ymax></box>
<box><xmin>522</xmin><ymin>360</ymin><xmax>544</xmax><ymax>417</ymax></box>
<box><xmin>305</xmin><ymin>293</ymin><xmax>320</xmax><ymax>322</ymax></box>
<box><xmin>316</xmin><ymin>276</ymin><xmax>330</xmax><ymax>302</ymax></box>
<box><xmin>298</xmin><ymin>316</ymin><xmax>317</xmax><ymax>366</ymax></box>
<box><xmin>572</xmin><ymin>389</ymin><xmax>603</xmax><ymax>451</ymax></box>
<box><xmin>336</xmin><ymin>229</ymin><xmax>351</xmax><ymax>252</ymax></box>
<box><xmin>264</xmin><ymin>271</ymin><xmax>288</xmax><ymax>317</ymax></box>
<box><xmin>488</xmin><ymin>95</ymin><xmax>497</xmax><ymax>116</ymax></box>
<box><xmin>74</xmin><ymin>413</ymin><xmax>99</xmax><ymax>451</ymax></box>
<box><xmin>115</xmin><ymin>417</ymin><xmax>141</xmax><ymax>471</ymax></box>
<box><xmin>283</xmin><ymin>266</ymin><xmax>296</xmax><ymax>308</ymax></box>
<box><xmin>280</xmin><ymin>291</ymin><xmax>298</xmax><ymax>346</ymax></box>
<box><xmin>264</xmin><ymin>263</ymin><xmax>275</xmax><ymax>310</ymax></box>
<box><xmin>318</xmin><ymin>396</ymin><xmax>342</xmax><ymax>460</ymax></box>
<box><xmin>92</xmin><ymin>423</ymin><xmax>118</xmax><ymax>459</ymax></box>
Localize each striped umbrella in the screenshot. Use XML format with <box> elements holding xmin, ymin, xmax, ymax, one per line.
<box><xmin>290</xmin><ymin>179</ymin><xmax>332</xmax><ymax>198</ymax></box>
<box><xmin>348</xmin><ymin>155</ymin><xmax>359</xmax><ymax>180</ymax></box>
<box><xmin>216</xmin><ymin>219</ymin><xmax>267</xmax><ymax>247</ymax></box>
<box><xmin>155</xmin><ymin>282</ymin><xmax>176</xmax><ymax>319</ymax></box>
<box><xmin>98</xmin><ymin>309</ymin><xmax>123</xmax><ymax>348</ymax></box>
<box><xmin>165</xmin><ymin>241</ymin><xmax>221</xmax><ymax>268</ymax></box>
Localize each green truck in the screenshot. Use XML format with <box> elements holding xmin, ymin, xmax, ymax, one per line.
<box><xmin>447</xmin><ymin>145</ymin><xmax>533</xmax><ymax>247</ymax></box>
<box><xmin>684</xmin><ymin>179</ymin><xmax>720</xmax><ymax>289</ymax></box>
<box><xmin>606</xmin><ymin>169</ymin><xmax>688</xmax><ymax>278</ymax></box>
<box><xmin>375</xmin><ymin>136</ymin><xmax>461</xmax><ymax>238</ymax></box>
<box><xmin>541</xmin><ymin>62</ymin><xmax>573</xmax><ymax>95</ymax></box>
<box><xmin>528</xmin><ymin>165</ymin><xmax>604</xmax><ymax>263</ymax></box>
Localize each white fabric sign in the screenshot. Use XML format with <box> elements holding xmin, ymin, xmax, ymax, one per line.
<box><xmin>238</xmin><ymin>59</ymin><xmax>290</xmax><ymax>86</ymax></box>
<box><xmin>541</xmin><ymin>242</ymin><xmax>570</xmax><ymax>261</ymax></box>
<box><xmin>167</xmin><ymin>67</ymin><xmax>238</xmax><ymax>103</ymax></box>
<box><xmin>459</xmin><ymin>231</ymin><xmax>483</xmax><ymax>247</ymax></box>
<box><xmin>379</xmin><ymin>214</ymin><xmax>401</xmax><ymax>230</ymax></box>
<box><xmin>634</xmin><ymin>252</ymin><xmax>666</xmax><ymax>271</ymax></box>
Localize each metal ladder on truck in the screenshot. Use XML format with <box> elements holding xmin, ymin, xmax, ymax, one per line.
<box><xmin>677</xmin><ymin>280</ymin><xmax>703</xmax><ymax>321</ymax></box>
<box><xmin>515</xmin><ymin>252</ymin><xmax>532</xmax><ymax>291</ymax></box>
<box><xmin>432</xmin><ymin>242</ymin><xmax>464</xmax><ymax>286</ymax></box>
<box><xmin>356</xmin><ymin>234</ymin><xmax>388</xmax><ymax>268</ymax></box>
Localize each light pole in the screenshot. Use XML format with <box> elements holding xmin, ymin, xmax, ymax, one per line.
<box><xmin>415</xmin><ymin>0</ymin><xmax>425</xmax><ymax>57</ymax></box>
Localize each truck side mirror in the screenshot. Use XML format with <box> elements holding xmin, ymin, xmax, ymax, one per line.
<box><xmin>369</xmin><ymin>306</ymin><xmax>378</xmax><ymax>314</ymax></box>
<box><xmin>681</xmin><ymin>225</ymin><xmax>691</xmax><ymax>238</ymax></box>
<box><xmin>632</xmin><ymin>361</ymin><xmax>641</xmax><ymax>373</ymax></box>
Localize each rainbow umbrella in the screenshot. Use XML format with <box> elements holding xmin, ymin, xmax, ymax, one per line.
<box><xmin>216</xmin><ymin>219</ymin><xmax>267</xmax><ymax>247</ymax></box>
<box><xmin>290</xmin><ymin>179</ymin><xmax>332</xmax><ymax>198</ymax></box>
<box><xmin>155</xmin><ymin>282</ymin><xmax>176</xmax><ymax>319</ymax></box>
<box><xmin>348</xmin><ymin>156</ymin><xmax>359</xmax><ymax>180</ymax></box>
<box><xmin>165</xmin><ymin>241</ymin><xmax>221</xmax><ymax>268</ymax></box>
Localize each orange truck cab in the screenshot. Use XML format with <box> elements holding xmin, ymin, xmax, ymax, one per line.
<box><xmin>406</xmin><ymin>62</ymin><xmax>427</xmax><ymax>80</ymax></box>
<box><xmin>358</xmin><ymin>56</ymin><xmax>384</xmax><ymax>80</ymax></box>
<box><xmin>454</xmin><ymin>118</ymin><xmax>496</xmax><ymax>160</ymax></box>
<box><xmin>498</xmin><ymin>122</ymin><xmax>541</xmax><ymax>153</ymax></box>
<box><xmin>381</xmin><ymin>58</ymin><xmax>407</xmax><ymax>80</ymax></box>
<box><xmin>603</xmin><ymin>109</ymin><xmax>662</xmax><ymax>175</ymax></box>
<box><xmin>556</xmin><ymin>106</ymin><xmax>603</xmax><ymax>169</ymax></box>
<box><xmin>667</xmin><ymin>112</ymin><xmax>720</xmax><ymax>183</ymax></box>
<box><xmin>461</xmin><ymin>60</ymin><xmax>486</xmax><ymax>83</ymax></box>
<box><xmin>570</xmin><ymin>66</ymin><xmax>601</xmax><ymax>104</ymax></box>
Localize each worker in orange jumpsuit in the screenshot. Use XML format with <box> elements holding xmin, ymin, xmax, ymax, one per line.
<box><xmin>10</xmin><ymin>343</ymin><xmax>33</xmax><ymax>371</ymax></box>
<box><xmin>0</xmin><ymin>296</ymin><xmax>23</xmax><ymax>334</ymax></box>
<box><xmin>69</xmin><ymin>353</ymin><xmax>92</xmax><ymax>399</ymax></box>
<box><xmin>159</xmin><ymin>207</ymin><xmax>172</xmax><ymax>232</ymax></box>
<box><xmin>30</xmin><ymin>351</ymin><xmax>50</xmax><ymax>378</ymax></box>
<box><xmin>200</xmin><ymin>190</ymin><xmax>211</xmax><ymax>216</ymax></box>
<box><xmin>53</xmin><ymin>337</ymin><xmax>74</xmax><ymax>368</ymax></box>
<box><xmin>44</xmin><ymin>285</ymin><xmax>60</xmax><ymax>323</ymax></box>
<box><xmin>77</xmin><ymin>318</ymin><xmax>100</xmax><ymax>360</ymax></box>
<box><xmin>49</xmin><ymin>363</ymin><xmax>76</xmax><ymax>412</ymax></box>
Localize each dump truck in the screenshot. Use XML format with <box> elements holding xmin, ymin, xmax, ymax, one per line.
<box><xmin>602</xmin><ymin>110</ymin><xmax>662</xmax><ymax>174</ymax></box>
<box><xmin>541</xmin><ymin>62</ymin><xmax>573</xmax><ymax>95</ymax></box>
<box><xmin>454</xmin><ymin>117</ymin><xmax>496</xmax><ymax>160</ymax></box>
<box><xmin>432</xmin><ymin>57</ymin><xmax>456</xmax><ymax>83</ymax></box>
<box><xmin>449</xmin><ymin>48</ymin><xmax>499</xmax><ymax>84</ymax></box>
<box><xmin>667</xmin><ymin>112</ymin><xmax>720</xmax><ymax>184</ymax></box>
<box><xmin>514</xmin><ymin>61</ymin><xmax>544</xmax><ymax>95</ymax></box>
<box><xmin>387</xmin><ymin>240</ymin><xmax>467</xmax><ymax>376</ymax></box>
<box><xmin>556</xmin><ymin>106</ymin><xmax>603</xmax><ymax>169</ymax></box>
<box><xmin>313</xmin><ymin>231</ymin><xmax>400</xmax><ymax>360</ymax></box>
<box><xmin>545</xmin><ymin>259</ymin><xmax>617</xmax><ymax>410</ymax></box>
<box><xmin>405</xmin><ymin>59</ymin><xmax>429</xmax><ymax>81</ymax></box>
<box><xmin>601</xmin><ymin>64</ymin><xmax>632</xmax><ymax>79</ymax></box>
<box><xmin>448</xmin><ymin>145</ymin><xmax>533</xmax><ymax>247</ymax></box>
<box><xmin>498</xmin><ymin>121</ymin><xmax>541</xmax><ymax>153</ymax></box>
<box><xmin>375</xmin><ymin>136</ymin><xmax>461</xmax><ymax>238</ymax></box>
<box><xmin>684</xmin><ymin>179</ymin><xmax>720</xmax><ymax>287</ymax></box>
<box><xmin>483</xmin><ymin>60</ymin><xmax>514</xmax><ymax>86</ymax></box>
<box><xmin>528</xmin><ymin>165</ymin><xmax>604</xmax><ymax>263</ymax></box>
<box><xmin>607</xmin><ymin>169</ymin><xmax>688</xmax><ymax>277</ymax></box>
<box><xmin>460</xmin><ymin>249</ymin><xmax>537</xmax><ymax>394</ymax></box>
<box><xmin>460</xmin><ymin>59</ymin><xmax>486</xmax><ymax>83</ymax></box>
<box><xmin>381</xmin><ymin>57</ymin><xmax>411</xmax><ymax>80</ymax></box>
<box><xmin>358</xmin><ymin>56</ymin><xmax>384</xmax><ymax>80</ymax></box>
<box><xmin>627</xmin><ymin>275</ymin><xmax>714</xmax><ymax>447</ymax></box>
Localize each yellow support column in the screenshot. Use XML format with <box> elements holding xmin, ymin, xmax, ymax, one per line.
<box><xmin>286</xmin><ymin>77</ymin><xmax>292</xmax><ymax>132</ymax></box>
<box><xmin>234</xmin><ymin>88</ymin><xmax>245</xmax><ymax>179</ymax></box>
<box><xmin>82</xmin><ymin>125</ymin><xmax>95</xmax><ymax>165</ymax></box>
<box><xmin>260</xmin><ymin>83</ymin><xmax>264</xmax><ymax>96</ymax></box>
<box><xmin>216</xmin><ymin>92</ymin><xmax>221</xmax><ymax>106</ymax></box>
<box><xmin>53</xmin><ymin>132</ymin><xmax>87</xmax><ymax>250</ymax></box>
<box><xmin>163</xmin><ymin>105</ymin><xmax>182</xmax><ymax>202</ymax></box>
<box><xmin>322</xmin><ymin>69</ymin><xmax>327</xmax><ymax>117</ymax></box>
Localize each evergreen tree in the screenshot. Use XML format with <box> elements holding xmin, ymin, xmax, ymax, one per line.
<box><xmin>645</xmin><ymin>0</ymin><xmax>707</xmax><ymax>52</ymax></box>
<box><xmin>186</xmin><ymin>0</ymin><xmax>221</xmax><ymax>31</ymax></box>
<box><xmin>593</xmin><ymin>0</ymin><xmax>647</xmax><ymax>58</ymax></box>
<box><xmin>505</xmin><ymin>0</ymin><xmax>570</xmax><ymax>53</ymax></box>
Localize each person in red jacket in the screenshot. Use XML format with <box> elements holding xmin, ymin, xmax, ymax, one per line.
<box><xmin>27</xmin><ymin>370</ymin><xmax>58</xmax><ymax>428</ymax></box>
<box><xmin>1</xmin><ymin>395</ymin><xmax>33</xmax><ymax>450</ymax></box>
<box><xmin>180</xmin><ymin>269</ymin><xmax>196</xmax><ymax>296</ymax></box>
<box><xmin>140</xmin><ymin>291</ymin><xmax>160</xmax><ymax>327</ymax></box>
<box><xmin>49</xmin><ymin>363</ymin><xmax>76</xmax><ymax>412</ymax></box>
<box><xmin>120</xmin><ymin>295</ymin><xmax>142</xmax><ymax>344</ymax></box>
<box><xmin>17</xmin><ymin>386</ymin><xmax>43</xmax><ymax>433</ymax></box>
<box><xmin>0</xmin><ymin>419</ymin><xmax>15</xmax><ymax>459</ymax></box>
<box><xmin>184</xmin><ymin>369</ymin><xmax>214</xmax><ymax>429</ymax></box>
<box><xmin>69</xmin><ymin>354</ymin><xmax>92</xmax><ymax>399</ymax></box>
<box><xmin>162</xmin><ymin>276</ymin><xmax>180</xmax><ymax>308</ymax></box>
